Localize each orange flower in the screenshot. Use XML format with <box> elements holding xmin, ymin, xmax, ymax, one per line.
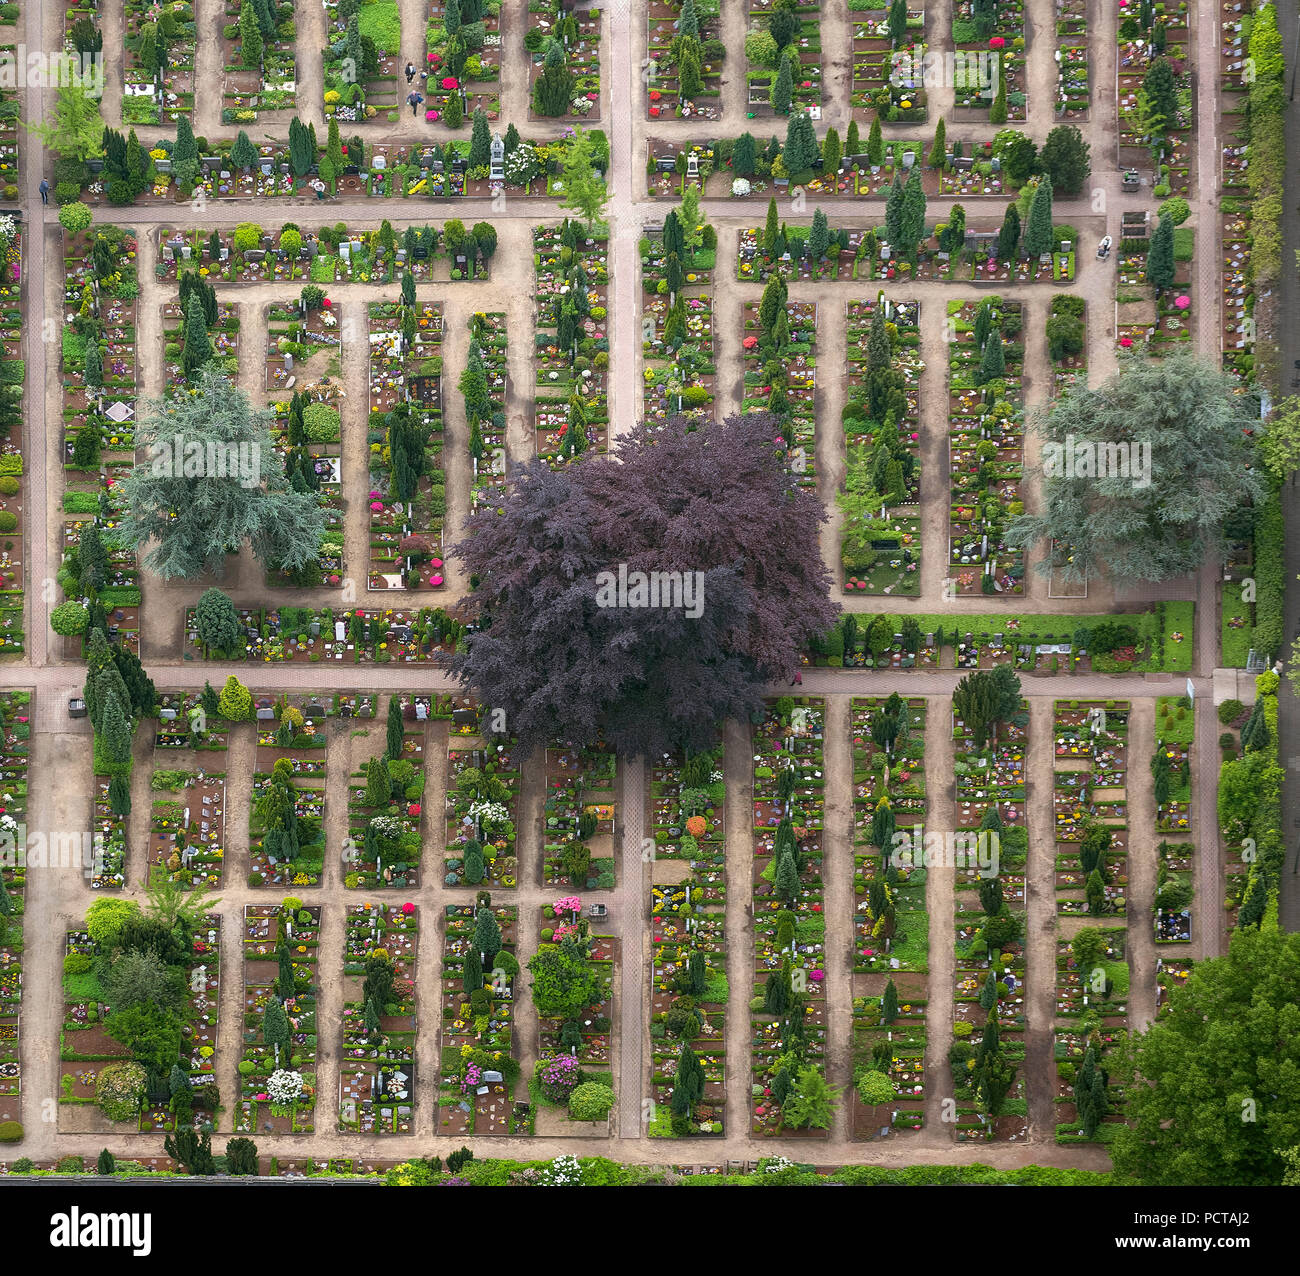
<box><xmin>685</xmin><ymin>815</ymin><xmax>707</xmax><ymax>838</ymax></box>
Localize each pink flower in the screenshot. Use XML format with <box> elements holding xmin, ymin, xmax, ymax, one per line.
<box><xmin>442</xmin><ymin>76</ymin><xmax>459</xmax><ymax>90</ymax></box>
<box><xmin>989</xmin><ymin>36</ymin><xmax>1005</xmax><ymax>48</ymax></box>
<box><xmin>371</xmin><ymin>501</ymin><xmax>384</xmax><ymax>512</ymax></box>
<box><xmin>429</xmin><ymin>574</ymin><xmax>443</xmax><ymax>587</ymax></box>
<box><xmin>402</xmin><ymin>902</ymin><xmax>415</xmax><ymax>914</ymax></box>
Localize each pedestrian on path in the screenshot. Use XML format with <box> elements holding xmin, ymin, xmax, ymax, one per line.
<box><xmin>407</xmin><ymin>91</ymin><xmax>423</xmax><ymax>117</ymax></box>
<box><xmin>405</xmin><ymin>62</ymin><xmax>415</xmax><ymax>83</ymax></box>
<box><xmin>38</xmin><ymin>178</ymin><xmax>48</xmax><ymax>204</ymax></box>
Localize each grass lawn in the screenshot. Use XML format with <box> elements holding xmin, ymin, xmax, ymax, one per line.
<box><xmin>359</xmin><ymin>0</ymin><xmax>400</xmax><ymax>56</ymax></box>
<box><xmin>1220</xmin><ymin>581</ymin><xmax>1254</xmax><ymax>667</ymax></box>
<box><xmin>1154</xmin><ymin>696</ymin><xmax>1195</xmax><ymax>745</ymax></box>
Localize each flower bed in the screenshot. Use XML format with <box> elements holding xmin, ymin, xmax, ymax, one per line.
<box><xmin>338</xmin><ymin>902</ymin><xmax>418</xmax><ymax>1134</ymax></box>
<box><xmin>745</xmin><ymin>0</ymin><xmax>823</xmax><ymax>115</ymax></box>
<box><xmin>1056</xmin><ymin>0</ymin><xmax>1090</xmax><ymax>119</ymax></box>
<box><xmin>323</xmin><ymin>0</ymin><xmax>400</xmax><ymax>121</ymax></box>
<box><xmin>237</xmin><ymin>902</ymin><xmax>318</xmax><ymax>1134</ymax></box>
<box><xmin>147</xmin><ymin>767</ymin><xmax>227</xmax><ymax>888</ymax></box>
<box><xmin>951</xmin><ymin>0</ymin><xmax>1026</xmax><ymax>121</ymax></box>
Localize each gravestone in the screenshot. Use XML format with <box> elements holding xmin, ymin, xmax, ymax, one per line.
<box><xmin>489</xmin><ymin>133</ymin><xmax>505</xmax><ymax>181</ymax></box>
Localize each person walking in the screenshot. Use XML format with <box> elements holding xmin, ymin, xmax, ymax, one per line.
<box><xmin>407</xmin><ymin>91</ymin><xmax>424</xmax><ymax>117</ymax></box>
<box><xmin>404</xmin><ymin>62</ymin><xmax>415</xmax><ymax>83</ymax></box>
<box><xmin>38</xmin><ymin>178</ymin><xmax>48</xmax><ymax>204</ymax></box>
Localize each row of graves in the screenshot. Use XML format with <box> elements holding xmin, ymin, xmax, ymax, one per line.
<box><xmin>59</xmin><ymin>910</ymin><xmax>220</xmax><ymax>1135</ymax></box>
<box><xmin>842</xmin><ymin>296</ymin><xmax>923</xmax><ymax>595</ymax></box>
<box><xmin>951</xmin><ymin>697</ymin><xmax>1029</xmax><ymax>1141</ymax></box>
<box><xmin>466</xmin><ymin>310</ymin><xmax>509</xmax><ymax>517</ymax></box>
<box><xmin>1052</xmin><ymin>698</ymin><xmax>1131</xmax><ymax>1144</ymax></box>
<box><xmin>526</xmin><ymin>1</ymin><xmax>602</xmax><ymax>121</ymax></box>
<box><xmin>647</xmin><ymin>740</ymin><xmax>729</xmax><ymax>1137</ymax></box>
<box><xmin>61</xmin><ymin>223</ymin><xmax>140</xmax><ymax>662</ymax></box>
<box><xmin>533</xmin><ymin>220</ymin><xmax>610</xmax><ymax>467</ymax></box>
<box><xmin>1152</xmin><ymin>696</ymin><xmax>1195</xmax><ymax>946</ymax></box>
<box><xmin>367</xmin><ymin>298</ymin><xmax>447</xmax><ymax>590</ymax></box>
<box><xmin>223</xmin><ymin>0</ymin><xmax>297</xmax><ymax>122</ymax></box>
<box><xmin>741</xmin><ymin>291</ymin><xmax>816</xmax><ymax>491</ymax></box>
<box><xmin>543</xmin><ymin>741</ymin><xmax>617</xmax><ymax>891</ymax></box>
<box><xmin>122</xmin><ymin>0</ymin><xmax>196</xmax><ymax>124</ymax></box>
<box><xmin>339</xmin><ymin>901</ymin><xmax>419</xmax><ymax>1134</ymax></box>
<box><xmin>745</xmin><ymin>0</ymin><xmax>824</xmax><ymax>117</ymax></box>
<box><xmin>0</xmin><ymin>692</ymin><xmax>29</xmax><ymax>1132</ymax></box>
<box><xmin>237</xmin><ymin>900</ymin><xmax>319</xmax><ymax>1134</ymax></box>
<box><xmin>148</xmin><ymin>691</ymin><xmax>231</xmax><ymax>888</ymax></box>
<box><xmin>248</xmin><ymin>696</ymin><xmax>329</xmax><ymax>888</ymax></box>
<box><xmin>444</xmin><ymin>704</ymin><xmax>521</xmax><ymax>889</ymax></box>
<box><xmin>645</xmin><ymin>0</ymin><xmax>722</xmax><ymax>120</ymax></box>
<box><xmin>851</xmin><ymin>694</ymin><xmax>929</xmax><ymax>1138</ymax></box>
<box><xmin>424</xmin><ymin>0</ymin><xmax>504</xmax><ymax>123</ymax></box>
<box><xmin>641</xmin><ymin>202</ymin><xmax>716</xmax><ymax>426</ymax></box>
<box><xmin>750</xmin><ymin>698</ymin><xmax>829</xmax><ymax>1138</ymax></box>
<box><xmin>183</xmin><ymin>603</ymin><xmax>467</xmax><ymax>663</ymax></box>
<box><xmin>946</xmin><ymin>296</ymin><xmax>1025</xmax><ymax>597</ymax></box>
<box><xmin>851</xmin><ymin>5</ymin><xmax>928</xmax><ymax>123</ymax></box>
<box><xmin>1116</xmin><ymin>0</ymin><xmax>1193</xmax><ymax>194</ymax></box>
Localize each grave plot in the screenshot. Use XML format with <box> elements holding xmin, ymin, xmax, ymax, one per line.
<box><xmin>123</xmin><ymin>0</ymin><xmax>196</xmax><ymax>125</ymax></box>
<box><xmin>0</xmin><ymin>691</ymin><xmax>28</xmax><ymax>1131</ymax></box>
<box><xmin>62</xmin><ymin>223</ymin><xmax>139</xmax><ymax>474</ymax></box>
<box><xmin>344</xmin><ymin>696</ymin><xmax>428</xmax><ymax>890</ymax></box>
<box><xmin>850</xmin><ymin>695</ymin><xmax>929</xmax><ymax>1138</ymax></box>
<box><xmin>648</xmin><ymin>742</ymin><xmax>729</xmax><ymax>1136</ymax></box>
<box><xmin>56</xmin><ymin>505</ymin><xmax>140</xmax><ymax>656</ymax></box>
<box><xmin>1053</xmin><ymin>700</ymin><xmax>1129</xmax><ymax>919</ymax></box>
<box><xmin>644</xmin><ymin>140</ymin><xmax>718</xmax><ymax>199</ymax></box>
<box><xmin>1220</xmin><ymin>204</ymin><xmax>1252</xmax><ymax>373</ymax></box>
<box><xmin>532</xmin><ymin>221</ymin><xmax>609</xmax><ymax>467</ymax></box>
<box><xmin>641</xmin><ymin>194</ymin><xmax>716</xmax><ymax>424</ymax></box>
<box><xmin>0</xmin><ymin>84</ymin><xmax>18</xmax><ymax>194</ymax></box>
<box><xmin>949</xmin><ymin>692</ymin><xmax>1029</xmax><ymax>1148</ymax></box>
<box><xmin>147</xmin><ymin>767</ymin><xmax>228</xmax><ymax>888</ymax></box>
<box><xmin>951</xmin><ymin>0</ymin><xmax>1026</xmax><ymax>121</ymax></box>
<box><xmin>526</xmin><ymin>3</ymin><xmax>601</xmax><ymax>121</ymax></box>
<box><xmin>59</xmin><ymin>911</ymin><xmax>222</xmax><ymax>1135</ymax></box>
<box><xmin>737</xmin><ymin>215</ymin><xmax>859</xmax><ymax>281</ymax></box>
<box><xmin>1218</xmin><ymin>9</ymin><xmax>1252</xmax><ymax>377</ymax></box>
<box><xmin>851</xmin><ymin>6</ymin><xmax>928</xmax><ymax>123</ymax></box>
<box><xmin>0</xmin><ymin>217</ymin><xmax>20</xmax><ymax>645</ymax></box>
<box><xmin>842</xmin><ymin>297</ymin><xmax>922</xmax><ymax>595</ymax></box>
<box><xmin>444</xmin><ymin>714</ymin><xmax>520</xmax><ymax>889</ymax></box>
<box><xmin>1152</xmin><ymin>696</ymin><xmax>1194</xmax><ymax>944</ymax></box>
<box><xmin>266</xmin><ymin>303</ymin><xmax>346</xmax><ymax>589</ymax></box>
<box><xmin>1115</xmin><ymin>209</ymin><xmax>1194</xmax><ymax>356</ymax></box>
<box><xmin>741</xmin><ymin>293</ymin><xmax>816</xmax><ymax>491</ymax></box>
<box><xmin>464</xmin><ymin>310</ymin><xmax>508</xmax><ymax>516</ymax></box>
<box><xmin>946</xmin><ymin>296</ymin><xmax>1025</xmax><ymax>596</ymax></box>
<box><xmin>160</xmin><ymin>297</ymin><xmax>240</xmax><ymax>392</ymax></box>
<box><xmin>838</xmin><ymin>610</ymin><xmax>939</xmax><ymax>669</ymax></box>
<box><xmin>750</xmin><ymin>698</ymin><xmax>830</xmax><ymax>1138</ymax></box>
<box><xmin>1056</xmin><ymin>0</ymin><xmax>1090</xmax><ymax>119</ymax></box>
<box><xmin>745</xmin><ymin>0</ymin><xmax>823</xmax><ymax>115</ymax></box>
<box><xmin>366</xmin><ymin>299</ymin><xmax>446</xmax><ymax>590</ymax></box>
<box><xmin>222</xmin><ymin>0</ymin><xmax>297</xmax><ymax>122</ymax></box>
<box><xmin>338</xmin><ymin>902</ymin><xmax>419</xmax><ymax>1135</ymax></box>
<box><xmin>543</xmin><ymin>743</ymin><xmax>616</xmax><ymax>890</ymax></box>
<box><xmin>153</xmin><ymin>691</ymin><xmax>230</xmax><ymax>758</ymax></box>
<box><xmin>248</xmin><ymin>731</ymin><xmax>328</xmax><ymax>888</ymax></box>
<box><xmin>1154</xmin><ymin>956</ymin><xmax>1191</xmax><ymax>1016</ymax></box>
<box><xmin>324</xmin><ymin>0</ymin><xmax>400</xmax><ymax>121</ymax></box>
<box><xmin>645</xmin><ymin>0</ymin><xmax>722</xmax><ymax>120</ymax></box>
<box><xmin>438</xmin><ymin>899</ymin><xmax>522</xmax><ymax>1135</ymax></box>
<box><xmin>183</xmin><ymin>603</ymin><xmax>463</xmax><ymax>663</ymax></box>
<box><xmin>91</xmin><ymin>773</ymin><xmax>128</xmax><ymax>889</ymax></box>
<box><xmin>1053</xmin><ymin>926</ymin><xmax>1128</xmax><ymax>1144</ymax></box>
<box><xmin>530</xmin><ymin>904</ymin><xmax>617</xmax><ymax>1133</ymax></box>
<box><xmin>237</xmin><ymin>901</ymin><xmax>320</xmax><ymax>1135</ymax></box>
<box><xmin>933</xmin><ymin>141</ymin><xmax>1017</xmax><ymax>198</ymax></box>
<box><xmin>1116</xmin><ymin>2</ymin><xmax>1192</xmax><ymax>192</ymax></box>
<box><xmin>424</xmin><ymin>0</ymin><xmax>503</xmax><ymax>124</ymax></box>
<box><xmin>1047</xmin><ymin>295</ymin><xmax>1086</xmax><ymax>393</ymax></box>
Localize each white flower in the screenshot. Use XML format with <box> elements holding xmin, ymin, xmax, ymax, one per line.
<box><xmin>266</xmin><ymin>1068</ymin><xmax>304</xmax><ymax>1104</ymax></box>
<box><xmin>732</xmin><ymin>178</ymin><xmax>751</xmax><ymax>197</ymax></box>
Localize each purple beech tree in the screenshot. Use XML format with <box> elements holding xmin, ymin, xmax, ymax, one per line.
<box><xmin>451</xmin><ymin>411</ymin><xmax>837</xmax><ymax>757</ymax></box>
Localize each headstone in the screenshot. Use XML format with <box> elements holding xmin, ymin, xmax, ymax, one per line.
<box><xmin>180</xmin><ymin>244</ymin><xmax>192</xmax><ymax>260</ymax></box>
<box><xmin>489</xmin><ymin>133</ymin><xmax>505</xmax><ymax>181</ymax></box>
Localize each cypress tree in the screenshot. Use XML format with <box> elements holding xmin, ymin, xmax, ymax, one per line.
<box><xmin>1023</xmin><ymin>174</ymin><xmax>1054</xmax><ymax>257</ymax></box>
<box><xmin>770</xmin><ymin>50</ymin><xmax>794</xmax><ymax>114</ymax></box>
<box><xmin>386</xmin><ymin>694</ymin><xmax>405</xmax><ymax>760</ymax></box>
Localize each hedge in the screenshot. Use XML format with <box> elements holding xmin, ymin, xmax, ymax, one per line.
<box><xmin>1251</xmin><ymin>487</ymin><xmax>1284</xmax><ymax>657</ymax></box>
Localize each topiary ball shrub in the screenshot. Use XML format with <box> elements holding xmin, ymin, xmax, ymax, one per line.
<box><xmin>0</xmin><ymin>1120</ymin><xmax>23</xmax><ymax>1142</ymax></box>
<box><xmin>95</xmin><ymin>1061</ymin><xmax>147</xmax><ymax>1122</ymax></box>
